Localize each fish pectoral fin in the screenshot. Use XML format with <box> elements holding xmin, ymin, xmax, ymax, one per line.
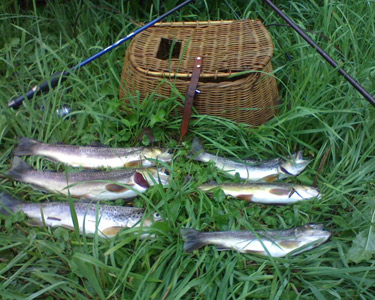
<box><xmin>263</xmin><ymin>175</ymin><xmax>279</xmax><ymax>182</ymax></box>
<box><xmin>245</xmin><ymin>250</ymin><xmax>267</xmax><ymax>256</ymax></box>
<box><xmin>236</xmin><ymin>194</ymin><xmax>254</xmax><ymax>202</ymax></box>
<box><xmin>101</xmin><ymin>226</ymin><xmax>124</xmax><ymax>236</ymax></box>
<box><xmin>216</xmin><ymin>246</ymin><xmax>232</xmax><ymax>251</ymax></box>
<box><xmin>125</xmin><ymin>160</ymin><xmax>143</xmax><ymax>168</ymax></box>
<box><xmin>269</xmin><ymin>188</ymin><xmax>291</xmax><ymax>196</ymax></box>
<box><xmin>30</xmin><ymin>183</ymin><xmax>49</xmax><ymax>192</ymax></box>
<box><xmin>60</xmin><ymin>224</ymin><xmax>75</xmax><ymax>231</ymax></box>
<box><xmin>278</xmin><ymin>240</ymin><xmax>300</xmax><ymax>249</ymax></box>
<box><xmin>26</xmin><ymin>219</ymin><xmax>44</xmax><ymax>227</ymax></box>
<box><xmin>105</xmin><ymin>184</ymin><xmax>130</xmax><ymax>193</ymax></box>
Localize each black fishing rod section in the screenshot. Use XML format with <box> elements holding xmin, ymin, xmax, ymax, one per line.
<box><xmin>7</xmin><ymin>0</ymin><xmax>194</xmax><ymax>109</ymax></box>
<box><xmin>263</xmin><ymin>0</ymin><xmax>375</xmax><ymax>107</ymax></box>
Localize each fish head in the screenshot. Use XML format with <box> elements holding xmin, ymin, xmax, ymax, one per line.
<box><xmin>155</xmin><ymin>148</ymin><xmax>174</xmax><ymax>163</ymax></box>
<box><xmin>290</xmin><ymin>223</ymin><xmax>331</xmax><ymax>255</ymax></box>
<box><xmin>144</xmin><ymin>148</ymin><xmax>173</xmax><ymax>164</ymax></box>
<box><xmin>292</xmin><ymin>185</ymin><xmax>321</xmax><ymax>200</ymax></box>
<box><xmin>197</xmin><ymin>183</ymin><xmax>217</xmax><ymax>192</ymax></box>
<box><xmin>280</xmin><ymin>151</ymin><xmax>311</xmax><ymax>176</ymax></box>
<box><xmin>137</xmin><ymin>168</ymin><xmax>170</xmax><ymax>186</ymax></box>
<box><xmin>141</xmin><ymin>212</ymin><xmax>164</xmax><ymax>232</ymax></box>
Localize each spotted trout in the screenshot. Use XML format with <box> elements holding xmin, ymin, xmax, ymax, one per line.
<box><xmin>6</xmin><ymin>157</ymin><xmax>169</xmax><ymax>200</ymax></box>
<box><xmin>189</xmin><ymin>138</ymin><xmax>310</xmax><ymax>182</ymax></box>
<box><xmin>0</xmin><ymin>192</ymin><xmax>162</xmax><ymax>237</ymax></box>
<box><xmin>198</xmin><ymin>182</ymin><xmax>320</xmax><ymax>204</ymax></box>
<box><xmin>181</xmin><ymin>224</ymin><xmax>331</xmax><ymax>257</ymax></box>
<box><xmin>14</xmin><ymin>137</ymin><xmax>173</xmax><ymax>169</ymax></box>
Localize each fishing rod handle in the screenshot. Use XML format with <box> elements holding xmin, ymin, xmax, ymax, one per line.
<box><xmin>8</xmin><ymin>71</ymin><xmax>70</xmax><ymax>109</ymax></box>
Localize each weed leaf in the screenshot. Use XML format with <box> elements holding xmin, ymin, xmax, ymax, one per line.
<box><xmin>347</xmin><ymin>226</ymin><xmax>375</xmax><ymax>263</ymax></box>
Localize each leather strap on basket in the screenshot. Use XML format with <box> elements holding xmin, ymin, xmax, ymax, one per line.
<box><xmin>180</xmin><ymin>56</ymin><xmax>202</xmax><ymax>140</ymax></box>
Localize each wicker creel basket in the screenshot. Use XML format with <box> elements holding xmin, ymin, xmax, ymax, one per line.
<box><xmin>119</xmin><ymin>20</ymin><xmax>279</xmax><ymax>125</ymax></box>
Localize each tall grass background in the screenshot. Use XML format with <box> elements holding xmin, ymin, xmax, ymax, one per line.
<box><xmin>1</xmin><ymin>0</ymin><xmax>375</xmax><ymax>299</ymax></box>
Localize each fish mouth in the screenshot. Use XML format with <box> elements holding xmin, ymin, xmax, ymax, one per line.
<box><xmin>293</xmin><ymin>186</ymin><xmax>321</xmax><ymax>199</ymax></box>
<box><xmin>281</xmin><ymin>152</ymin><xmax>311</xmax><ymax>176</ymax></box>
<box><xmin>307</xmin><ymin>232</ymin><xmax>331</xmax><ymax>245</ymax></box>
<box><xmin>289</xmin><ymin>224</ymin><xmax>331</xmax><ymax>255</ymax></box>
<box><xmin>281</xmin><ymin>162</ymin><xmax>310</xmax><ymax>176</ymax></box>
<box><xmin>156</xmin><ymin>151</ymin><xmax>174</xmax><ymax>163</ymax></box>
<box><xmin>138</xmin><ymin>168</ymin><xmax>170</xmax><ymax>186</ymax></box>
<box><xmin>142</xmin><ymin>218</ymin><xmax>156</xmax><ymax>227</ymax></box>
<box><xmin>303</xmin><ymin>223</ymin><xmax>331</xmax><ymax>240</ymax></box>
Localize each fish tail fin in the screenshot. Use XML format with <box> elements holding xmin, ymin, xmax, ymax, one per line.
<box><xmin>13</xmin><ymin>137</ymin><xmax>41</xmax><ymax>156</ymax></box>
<box><xmin>6</xmin><ymin>157</ymin><xmax>32</xmax><ymax>181</ymax></box>
<box><xmin>180</xmin><ymin>228</ymin><xmax>207</xmax><ymax>252</ymax></box>
<box><xmin>187</xmin><ymin>137</ymin><xmax>205</xmax><ymax>159</ymax></box>
<box><xmin>0</xmin><ymin>192</ymin><xmax>22</xmax><ymax>215</ymax></box>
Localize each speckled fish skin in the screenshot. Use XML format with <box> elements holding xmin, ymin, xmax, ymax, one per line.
<box><xmin>189</xmin><ymin>138</ymin><xmax>310</xmax><ymax>182</ymax></box>
<box><xmin>0</xmin><ymin>192</ymin><xmax>162</xmax><ymax>237</ymax></box>
<box><xmin>181</xmin><ymin>224</ymin><xmax>331</xmax><ymax>257</ymax></box>
<box><xmin>14</xmin><ymin>137</ymin><xmax>173</xmax><ymax>168</ymax></box>
<box><xmin>198</xmin><ymin>182</ymin><xmax>321</xmax><ymax>204</ymax></box>
<box><xmin>6</xmin><ymin>157</ymin><xmax>169</xmax><ymax>201</ymax></box>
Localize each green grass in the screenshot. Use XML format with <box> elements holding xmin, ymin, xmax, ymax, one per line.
<box><xmin>1</xmin><ymin>0</ymin><xmax>375</xmax><ymax>299</ymax></box>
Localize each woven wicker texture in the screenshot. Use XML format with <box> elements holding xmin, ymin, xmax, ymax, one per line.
<box><xmin>120</xmin><ymin>20</ymin><xmax>279</xmax><ymax>125</ymax></box>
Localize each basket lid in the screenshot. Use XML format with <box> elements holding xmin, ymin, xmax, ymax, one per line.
<box><xmin>127</xmin><ymin>20</ymin><xmax>274</xmax><ymax>78</ymax></box>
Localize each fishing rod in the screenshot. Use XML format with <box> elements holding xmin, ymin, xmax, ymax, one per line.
<box><xmin>7</xmin><ymin>0</ymin><xmax>194</xmax><ymax>109</ymax></box>
<box><xmin>262</xmin><ymin>0</ymin><xmax>375</xmax><ymax>107</ymax></box>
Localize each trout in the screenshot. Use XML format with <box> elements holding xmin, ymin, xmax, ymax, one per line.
<box><xmin>0</xmin><ymin>192</ymin><xmax>162</xmax><ymax>237</ymax></box>
<box><xmin>198</xmin><ymin>182</ymin><xmax>321</xmax><ymax>204</ymax></box>
<box><xmin>181</xmin><ymin>224</ymin><xmax>331</xmax><ymax>257</ymax></box>
<box><xmin>14</xmin><ymin>137</ymin><xmax>173</xmax><ymax>169</ymax></box>
<box><xmin>6</xmin><ymin>157</ymin><xmax>169</xmax><ymax>200</ymax></box>
<box><xmin>189</xmin><ymin>138</ymin><xmax>310</xmax><ymax>182</ymax></box>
